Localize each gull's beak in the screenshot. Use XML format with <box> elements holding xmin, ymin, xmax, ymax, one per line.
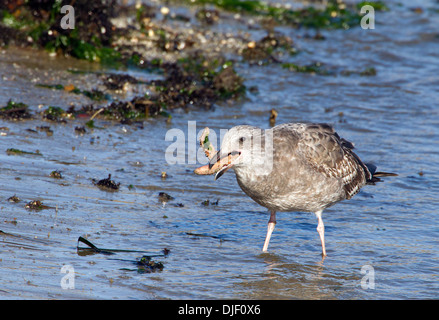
<box><xmin>209</xmin><ymin>150</ymin><xmax>241</xmax><ymax>180</ymax></box>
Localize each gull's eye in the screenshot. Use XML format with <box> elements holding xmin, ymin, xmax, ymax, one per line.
<box><xmin>239</xmin><ymin>137</ymin><xmax>246</xmax><ymax>143</ymax></box>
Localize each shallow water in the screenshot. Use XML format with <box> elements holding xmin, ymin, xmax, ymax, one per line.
<box><xmin>1</xmin><ymin>0</ymin><xmax>439</xmax><ymax>299</ymax></box>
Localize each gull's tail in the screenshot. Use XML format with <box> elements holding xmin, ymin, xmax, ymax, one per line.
<box><xmin>365</xmin><ymin>163</ymin><xmax>398</xmax><ymax>185</ymax></box>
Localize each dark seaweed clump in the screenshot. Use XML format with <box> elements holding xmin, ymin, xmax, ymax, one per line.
<box><xmin>66</xmin><ymin>54</ymin><xmax>245</xmax><ymax>123</ymax></box>
<box><xmin>242</xmin><ymin>33</ymin><xmax>296</xmax><ymax>65</ymax></box>
<box><xmin>158</xmin><ymin>192</ymin><xmax>174</xmax><ymax>202</ymax></box>
<box><xmin>8</xmin><ymin>195</ymin><xmax>20</xmax><ymax>203</ymax></box>
<box><xmin>0</xmin><ymin>0</ymin><xmax>119</xmax><ymax>63</ymax></box>
<box><xmin>42</xmin><ymin>105</ymin><xmax>68</xmax><ymax>122</ymax></box>
<box><xmin>0</xmin><ymin>100</ymin><xmax>32</xmax><ymax>121</ymax></box>
<box><xmin>6</xmin><ymin>148</ymin><xmax>42</xmax><ymax>156</ymax></box>
<box><xmin>24</xmin><ymin>200</ymin><xmax>53</xmax><ymax>210</ymax></box>
<box><xmin>136</xmin><ymin>255</ymin><xmax>164</xmax><ymax>273</ymax></box>
<box><xmin>102</xmin><ymin>74</ymin><xmax>141</xmax><ymax>91</ymax></box>
<box><xmin>93</xmin><ymin>174</ymin><xmax>120</xmax><ymax>191</ymax></box>
<box><xmin>50</xmin><ymin>170</ymin><xmax>63</xmax><ymax>179</ymax></box>
<box><xmin>185</xmin><ymin>0</ymin><xmax>388</xmax><ymax>29</ymax></box>
<box><xmin>201</xmin><ymin>199</ymin><xmax>219</xmax><ymax>206</ymax></box>
<box><xmin>150</xmin><ymin>54</ymin><xmax>245</xmax><ymax>109</ymax></box>
<box><xmin>0</xmin><ymin>0</ymin><xmax>386</xmax><ymax>126</ymax></box>
<box><xmin>36</xmin><ymin>84</ymin><xmax>109</xmax><ymax>102</ymax></box>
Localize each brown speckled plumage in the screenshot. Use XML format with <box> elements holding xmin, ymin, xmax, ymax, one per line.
<box><xmin>209</xmin><ymin>122</ymin><xmax>397</xmax><ymax>257</ymax></box>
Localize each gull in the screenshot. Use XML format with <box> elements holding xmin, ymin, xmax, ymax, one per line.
<box><xmin>206</xmin><ymin>123</ymin><xmax>396</xmax><ymax>257</ymax></box>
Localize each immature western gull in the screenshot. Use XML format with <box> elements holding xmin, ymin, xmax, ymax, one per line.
<box><xmin>201</xmin><ymin>123</ymin><xmax>396</xmax><ymax>257</ymax></box>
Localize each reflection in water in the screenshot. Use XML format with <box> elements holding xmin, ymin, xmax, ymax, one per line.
<box><xmin>233</xmin><ymin>253</ymin><xmax>348</xmax><ymax>300</ymax></box>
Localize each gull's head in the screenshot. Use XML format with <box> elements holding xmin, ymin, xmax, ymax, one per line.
<box><xmin>209</xmin><ymin>125</ymin><xmax>269</xmax><ymax>180</ymax></box>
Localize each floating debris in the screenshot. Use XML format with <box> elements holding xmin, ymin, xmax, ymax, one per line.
<box><xmin>49</xmin><ymin>170</ymin><xmax>63</xmax><ymax>179</ymax></box>
<box><xmin>36</xmin><ymin>126</ymin><xmax>54</xmax><ymax>136</ymax></box>
<box><xmin>74</xmin><ymin>126</ymin><xmax>87</xmax><ymax>135</ymax></box>
<box><xmin>6</xmin><ymin>148</ymin><xmax>42</xmax><ymax>156</ymax></box>
<box><xmin>43</xmin><ymin>106</ymin><xmax>67</xmax><ymax>122</ymax></box>
<box><xmin>185</xmin><ymin>232</ymin><xmax>230</xmax><ymax>242</ymax></box>
<box><xmin>158</xmin><ymin>192</ymin><xmax>174</xmax><ymax>202</ymax></box>
<box><xmin>93</xmin><ymin>174</ymin><xmax>121</xmax><ymax>191</ymax></box>
<box><xmin>7</xmin><ymin>195</ymin><xmax>20</xmax><ymax>203</ymax></box>
<box><xmin>281</xmin><ymin>61</ymin><xmax>329</xmax><ymax>75</ymax></box>
<box><xmin>101</xmin><ymin>73</ymin><xmax>141</xmax><ymax>91</ymax></box>
<box><xmin>0</xmin><ymin>127</ymin><xmax>9</xmax><ymax>136</ymax></box>
<box><xmin>25</xmin><ymin>128</ymin><xmax>37</xmax><ymax>134</ymax></box>
<box><xmin>77</xmin><ymin>237</ymin><xmax>168</xmax><ymax>273</ymax></box>
<box><xmin>77</xmin><ymin>236</ymin><xmax>116</xmax><ymax>255</ymax></box>
<box><xmin>136</xmin><ymin>255</ymin><xmax>164</xmax><ymax>273</ymax></box>
<box><xmin>201</xmin><ymin>199</ymin><xmax>219</xmax><ymax>206</ymax></box>
<box><xmin>0</xmin><ymin>100</ymin><xmax>32</xmax><ymax>121</ymax></box>
<box><xmin>242</xmin><ymin>33</ymin><xmax>295</xmax><ymax>65</ymax></box>
<box><xmin>24</xmin><ymin>200</ymin><xmax>53</xmax><ymax>211</ymax></box>
<box><xmin>340</xmin><ymin>67</ymin><xmax>377</xmax><ymax>76</ymax></box>
<box><xmin>359</xmin><ymin>67</ymin><xmax>377</xmax><ymax>76</ymax></box>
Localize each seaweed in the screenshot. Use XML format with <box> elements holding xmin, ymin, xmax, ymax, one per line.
<box><xmin>0</xmin><ymin>0</ymin><xmax>120</xmax><ymax>63</ymax></box>
<box><xmin>76</xmin><ymin>236</ymin><xmax>168</xmax><ymax>273</ymax></box>
<box><xmin>0</xmin><ymin>100</ymin><xmax>32</xmax><ymax>121</ymax></box>
<box><xmin>340</xmin><ymin>67</ymin><xmax>377</xmax><ymax>76</ymax></box>
<box><xmin>24</xmin><ymin>200</ymin><xmax>54</xmax><ymax>211</ymax></box>
<box><xmin>49</xmin><ymin>170</ymin><xmax>63</xmax><ymax>179</ymax></box>
<box><xmin>201</xmin><ymin>199</ymin><xmax>219</xmax><ymax>206</ymax></box>
<box><xmin>281</xmin><ymin>62</ymin><xmax>329</xmax><ymax>75</ymax></box>
<box><xmin>195</xmin><ymin>8</ymin><xmax>220</xmax><ymax>25</ymax></box>
<box><xmin>136</xmin><ymin>256</ymin><xmax>164</xmax><ymax>273</ymax></box>
<box><xmin>92</xmin><ymin>174</ymin><xmax>120</xmax><ymax>191</ymax></box>
<box><xmin>105</xmin><ymin>97</ymin><xmax>163</xmax><ymax>120</ymax></box>
<box><xmin>185</xmin><ymin>232</ymin><xmax>231</xmax><ymax>242</ymax></box>
<box><xmin>74</xmin><ymin>126</ymin><xmax>87</xmax><ymax>135</ymax></box>
<box><xmin>242</xmin><ymin>33</ymin><xmax>296</xmax><ymax>65</ymax></box>
<box><xmin>282</xmin><ymin>62</ymin><xmax>377</xmax><ymax>77</ymax></box>
<box><xmin>1</xmin><ymin>0</ymin><xmax>387</xmax><ymax>127</ymax></box>
<box><xmin>1</xmin><ymin>2</ymin><xmax>248</xmax><ymax>122</ymax></box>
<box><xmin>158</xmin><ymin>192</ymin><xmax>174</xmax><ymax>202</ymax></box>
<box><xmin>184</xmin><ymin>0</ymin><xmax>371</xmax><ymax>29</ymax></box>
<box><xmin>77</xmin><ymin>236</ymin><xmax>116</xmax><ymax>255</ymax></box>
<box><xmin>102</xmin><ymin>73</ymin><xmax>142</xmax><ymax>91</ymax></box>
<box><xmin>43</xmin><ymin>106</ymin><xmax>67</xmax><ymax>122</ymax></box>
<box><xmin>37</xmin><ymin>84</ymin><xmax>109</xmax><ymax>102</ymax></box>
<box><xmin>6</xmin><ymin>148</ymin><xmax>42</xmax><ymax>156</ymax></box>
<box><xmin>155</xmin><ymin>53</ymin><xmax>245</xmax><ymax>108</ymax></box>
<box><xmin>37</xmin><ymin>125</ymin><xmax>54</xmax><ymax>136</ymax></box>
<box><xmin>7</xmin><ymin>195</ymin><xmax>20</xmax><ymax>203</ymax></box>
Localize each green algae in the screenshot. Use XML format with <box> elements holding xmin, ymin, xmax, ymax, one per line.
<box><xmin>6</xmin><ymin>148</ymin><xmax>42</xmax><ymax>156</ymax></box>
<box><xmin>36</xmin><ymin>84</ymin><xmax>109</xmax><ymax>102</ymax></box>
<box><xmin>183</xmin><ymin>0</ymin><xmax>385</xmax><ymax>29</ymax></box>
<box><xmin>0</xmin><ymin>100</ymin><xmax>32</xmax><ymax>120</ymax></box>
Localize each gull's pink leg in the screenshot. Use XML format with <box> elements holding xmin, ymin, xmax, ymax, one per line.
<box><xmin>262</xmin><ymin>211</ymin><xmax>276</xmax><ymax>252</ymax></box>
<box><xmin>315</xmin><ymin>210</ymin><xmax>327</xmax><ymax>257</ymax></box>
